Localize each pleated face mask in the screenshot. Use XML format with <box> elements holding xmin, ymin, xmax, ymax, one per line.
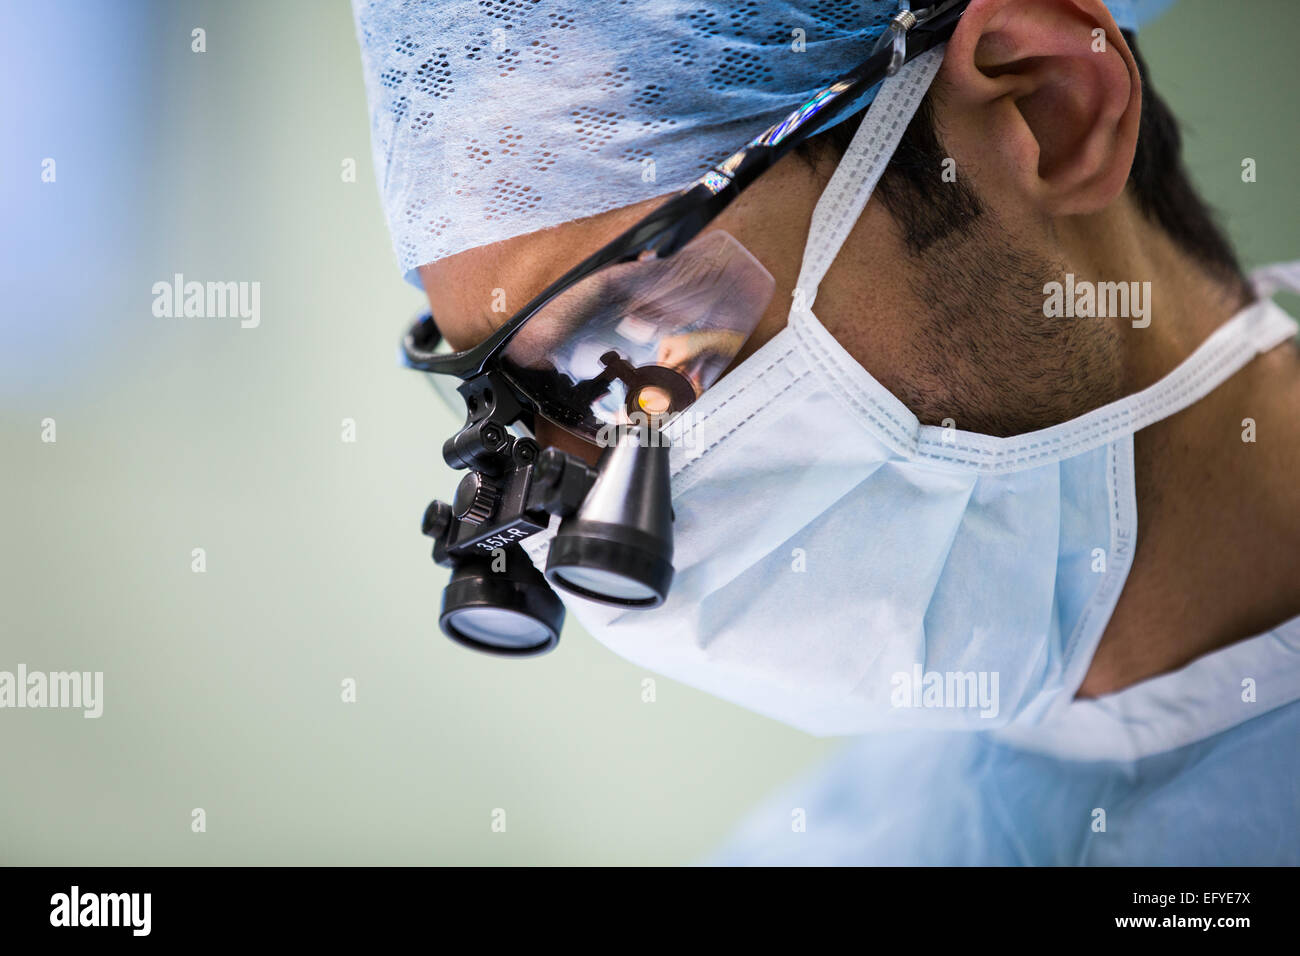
<box><xmin>523</xmin><ymin>48</ymin><xmax>1300</xmax><ymax>735</ymax></box>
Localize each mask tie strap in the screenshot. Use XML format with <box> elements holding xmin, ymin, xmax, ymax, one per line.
<box><xmin>1251</xmin><ymin>260</ymin><xmax>1300</xmax><ymax>299</ymax></box>
<box><xmin>791</xmin><ymin>45</ymin><xmax>944</xmax><ymax>316</ymax></box>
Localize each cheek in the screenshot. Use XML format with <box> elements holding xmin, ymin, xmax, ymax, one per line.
<box><xmin>810</xmin><ymin>199</ymin><xmax>920</xmax><ymax>380</ymax></box>
<box><xmin>725</xmin><ymin>301</ymin><xmax>788</xmax><ymax>372</ymax></box>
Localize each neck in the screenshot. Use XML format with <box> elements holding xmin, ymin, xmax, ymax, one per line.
<box><xmin>1068</xmin><ymin>206</ymin><xmax>1300</xmax><ymax>697</ymax></box>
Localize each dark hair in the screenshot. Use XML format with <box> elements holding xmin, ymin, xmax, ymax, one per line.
<box><xmin>799</xmin><ymin>31</ymin><xmax>1249</xmax><ymax>292</ymax></box>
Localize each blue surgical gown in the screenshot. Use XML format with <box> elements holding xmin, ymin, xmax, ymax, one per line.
<box><xmin>713</xmin><ymin>617</ymin><xmax>1300</xmax><ymax>865</ymax></box>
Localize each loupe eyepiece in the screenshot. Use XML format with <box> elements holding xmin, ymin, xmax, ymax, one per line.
<box><xmin>545</xmin><ymin>424</ymin><xmax>675</xmax><ymax>608</ymax></box>
<box><xmin>420</xmin><ymin>363</ymin><xmax>673</xmax><ymax>655</ymax></box>
<box><xmin>440</xmin><ymin>546</ymin><xmax>564</xmax><ymax>656</ymax></box>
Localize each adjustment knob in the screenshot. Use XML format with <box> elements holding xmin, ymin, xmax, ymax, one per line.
<box><xmin>421</xmin><ymin>500</ymin><xmax>453</xmax><ymax>540</ymax></box>
<box><xmin>452</xmin><ymin>473</ymin><xmax>501</xmax><ymax>525</ymax></box>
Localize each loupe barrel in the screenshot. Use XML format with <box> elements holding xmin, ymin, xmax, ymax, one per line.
<box><xmin>545</xmin><ymin>425</ymin><xmax>675</xmax><ymax>608</ymax></box>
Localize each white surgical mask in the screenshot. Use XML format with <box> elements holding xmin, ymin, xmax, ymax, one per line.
<box><xmin>525</xmin><ymin>49</ymin><xmax>1300</xmax><ymax>735</ymax></box>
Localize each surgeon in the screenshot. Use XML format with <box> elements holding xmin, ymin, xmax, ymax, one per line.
<box><xmin>352</xmin><ymin>0</ymin><xmax>1300</xmax><ymax>864</ymax></box>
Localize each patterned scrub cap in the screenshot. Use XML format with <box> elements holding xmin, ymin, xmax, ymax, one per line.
<box><xmin>352</xmin><ymin>0</ymin><xmax>1175</xmax><ymax>285</ymax></box>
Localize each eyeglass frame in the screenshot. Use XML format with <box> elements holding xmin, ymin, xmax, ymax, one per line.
<box><xmin>400</xmin><ymin>0</ymin><xmax>969</xmax><ymax>391</ymax></box>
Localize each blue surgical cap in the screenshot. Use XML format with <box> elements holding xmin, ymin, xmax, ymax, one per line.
<box><xmin>352</xmin><ymin>0</ymin><xmax>1176</xmax><ymax>285</ymax></box>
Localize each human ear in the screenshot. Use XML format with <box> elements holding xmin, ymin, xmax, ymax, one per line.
<box><xmin>934</xmin><ymin>0</ymin><xmax>1141</xmax><ymax>216</ymax></box>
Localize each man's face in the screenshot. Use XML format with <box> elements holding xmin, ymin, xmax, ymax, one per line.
<box><xmin>418</xmin><ymin>22</ymin><xmax>1138</xmax><ymax>459</ymax></box>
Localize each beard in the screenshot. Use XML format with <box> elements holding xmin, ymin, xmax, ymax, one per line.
<box><xmin>888</xmin><ymin>210</ymin><xmax>1126</xmax><ymax>438</ymax></box>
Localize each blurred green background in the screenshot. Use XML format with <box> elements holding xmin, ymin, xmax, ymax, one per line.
<box><xmin>1</xmin><ymin>0</ymin><xmax>1296</xmax><ymax>865</ymax></box>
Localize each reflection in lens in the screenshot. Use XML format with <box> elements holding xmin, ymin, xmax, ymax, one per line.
<box><xmin>552</xmin><ymin>566</ymin><xmax>659</xmax><ymax>603</ymax></box>
<box><xmin>501</xmin><ymin>229</ymin><xmax>775</xmax><ymax>441</ymax></box>
<box><xmin>445</xmin><ymin>606</ymin><xmax>552</xmax><ymax>649</ymax></box>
